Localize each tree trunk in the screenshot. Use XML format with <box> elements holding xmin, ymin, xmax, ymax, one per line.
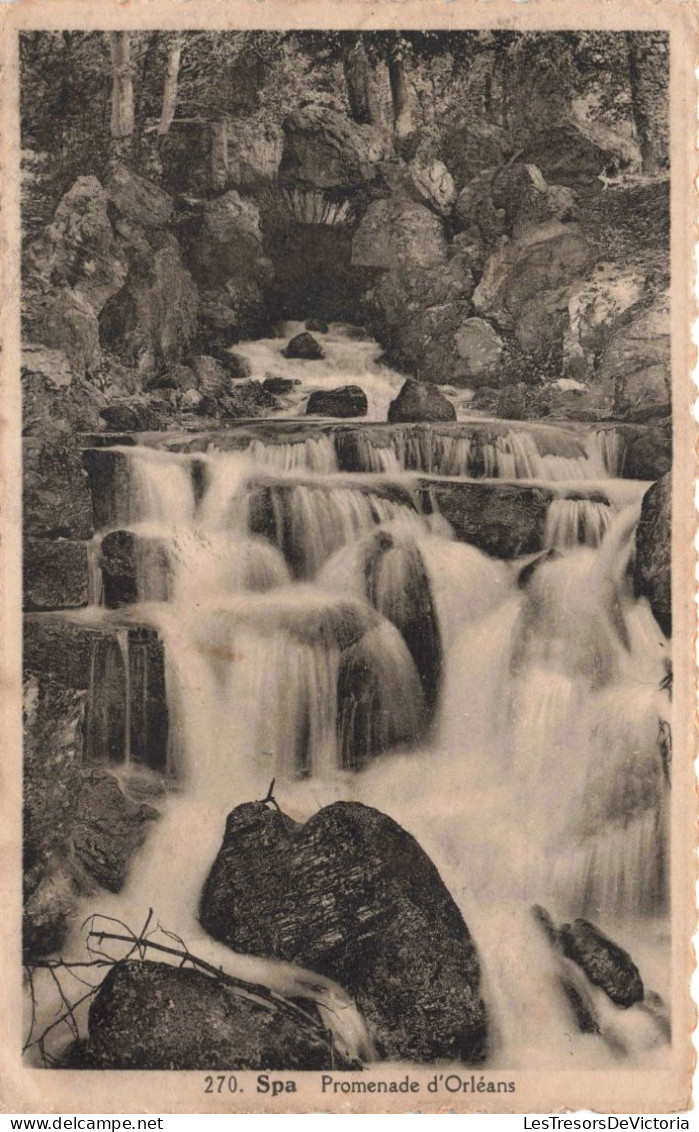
<box><xmin>626</xmin><ymin>32</ymin><xmax>666</xmax><ymax>175</ymax></box>
<box><xmin>342</xmin><ymin>35</ymin><xmax>382</xmax><ymax>128</ymax></box>
<box><xmin>388</xmin><ymin>37</ymin><xmax>414</xmax><ymax>151</ymax></box>
<box><xmin>109</xmin><ymin>32</ymin><xmax>135</xmax><ymax>159</ymax></box>
<box><xmin>157</xmin><ymin>32</ymin><xmax>183</xmax><ymax>136</ymax></box>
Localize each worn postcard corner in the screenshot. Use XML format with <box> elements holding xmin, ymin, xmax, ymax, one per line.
<box><xmin>0</xmin><ymin>0</ymin><xmax>697</xmax><ymax>1116</ymax></box>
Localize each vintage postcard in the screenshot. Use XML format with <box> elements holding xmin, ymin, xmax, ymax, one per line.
<box><xmin>0</xmin><ymin>0</ymin><xmax>696</xmax><ymax>1115</ymax></box>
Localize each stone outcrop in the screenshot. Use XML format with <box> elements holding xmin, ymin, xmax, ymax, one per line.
<box><xmin>440</xmin><ymin>120</ymin><xmax>514</xmax><ymax>189</ymax></box>
<box><xmin>79</xmin><ymin>960</ymin><xmax>348</xmax><ymax>1070</ymax></box>
<box><xmin>23</xmin><ymin>540</ymin><xmax>90</xmax><ymax>611</ymax></box>
<box><xmin>387</xmin><ymin>379</ymin><xmax>456</xmax><ymax>423</ymax></box>
<box><xmin>200</xmin><ymin>800</ymin><xmax>488</xmax><ymax>1063</ymax></box>
<box><xmin>634</xmin><ymin>473</ymin><xmax>671</xmax><ymax>636</ymax></box>
<box><xmin>473</xmin><ymin>221</ymin><xmax>595</xmax><ymax>330</ymax></box>
<box><xmin>387</xmin><ymin>304</ymin><xmax>505</xmax><ymax>389</ymax></box>
<box><xmin>597</xmin><ymin>294</ymin><xmax>671</xmax><ymax>422</ymax></box>
<box><xmin>352</xmin><ymin>199</ymin><xmax>448</xmax><ymax>274</ymax></box>
<box><xmin>279</xmin><ymin>106</ymin><xmax>385</xmax><ymax>192</ymax></box>
<box><xmin>623</xmin><ymin>420</ymin><xmax>672</xmax><ymax>480</ymax></box>
<box><xmin>23</xmin><ymin>647</ymin><xmax>160</xmax><ymax>959</ymax></box>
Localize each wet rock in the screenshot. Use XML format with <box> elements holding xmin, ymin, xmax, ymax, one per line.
<box><xmin>105</xmin><ymin>162</ymin><xmax>174</xmax><ymax>229</ymax></box>
<box><xmin>305</xmin><ymin>318</ymin><xmax>329</xmax><ymax>333</ymax></box>
<box><xmin>82</xmin><ymin>960</ymin><xmax>347</xmax><ymax>1070</ymax></box>
<box><xmin>634</xmin><ymin>473</ymin><xmax>671</xmax><ymax>636</ymax></box>
<box><xmin>473</xmin><ymin>222</ymin><xmax>595</xmax><ymax>330</ymax></box>
<box><xmin>623</xmin><ymin>420</ymin><xmax>672</xmax><ymax>480</ymax></box>
<box><xmin>306</xmin><ymin>386</ymin><xmax>368</xmax><ymax>418</ymax></box>
<box><xmin>427</xmin><ymin>481</ymin><xmax>552</xmax><ymax>558</ymax></box>
<box><xmin>24</xmin><ymin>615</ymin><xmax>169</xmax><ymax>770</ymax></box>
<box><xmin>283</xmin><ymin>332</ymin><xmax>325</xmax><ymax>361</ymax></box>
<box><xmin>279</xmin><ymin>106</ymin><xmax>385</xmax><ymax>192</ymax></box>
<box><xmin>22</xmin><ymin>667</ymin><xmax>158</xmax><ymax>960</ymax></box>
<box><xmin>387</xmin><ymin>379</ymin><xmax>456</xmax><ymax>423</ymax></box>
<box><xmin>198</xmin><ymin>381</ymin><xmax>280</xmax><ymax>420</ymax></box>
<box><xmin>200</xmin><ymin>800</ymin><xmax>488</xmax><ymax>1063</ymax></box>
<box><xmin>23</xmin><ymin>540</ymin><xmax>89</xmax><ymax>611</ymax></box>
<box><xmin>263</xmin><ymin>375</ymin><xmax>300</xmax><ymax>394</ymax></box>
<box><xmin>559</xmin><ymin>919</ymin><xmax>644</xmax><ymax>1008</ymax></box>
<box><xmin>99</xmin><ymin>529</ymin><xmax>171</xmax><ymax>608</ymax></box>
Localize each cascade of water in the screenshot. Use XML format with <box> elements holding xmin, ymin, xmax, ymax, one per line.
<box><xmin>42</xmin><ymin>397</ymin><xmax>670</xmax><ymax>1071</ymax></box>
<box><xmin>264</xmin><ymin>483</ymin><xmax>428</xmax><ymax>578</ymax></box>
<box><xmin>544</xmin><ymin>498</ymin><xmax>614</xmax><ymax>548</ymax></box>
<box><xmin>247</xmin><ymin>435</ymin><xmax>339</xmax><ymax>474</ymax></box>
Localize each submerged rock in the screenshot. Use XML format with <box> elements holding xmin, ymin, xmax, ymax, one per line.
<box><xmin>559</xmin><ymin>919</ymin><xmax>644</xmax><ymax>1008</ymax></box>
<box><xmin>634</xmin><ymin>473</ymin><xmax>671</xmax><ymax>636</ymax></box>
<box><xmin>283</xmin><ymin>332</ymin><xmax>325</xmax><ymax>360</ymax></box>
<box><xmin>306</xmin><ymin>386</ymin><xmax>367</xmax><ymax>418</ymax></box>
<box><xmin>387</xmin><ymin>379</ymin><xmax>456</xmax><ymax>423</ymax></box>
<box><xmin>263</xmin><ymin>375</ymin><xmax>300</xmax><ymax>394</ymax></box>
<box><xmin>305</xmin><ymin>318</ymin><xmax>329</xmax><ymax>333</ymax></box>
<box><xmin>200</xmin><ymin>800</ymin><xmax>488</xmax><ymax>1064</ymax></box>
<box><xmin>82</xmin><ymin>961</ymin><xmax>346</xmax><ymax>1070</ymax></box>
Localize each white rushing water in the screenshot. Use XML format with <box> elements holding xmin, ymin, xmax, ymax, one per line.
<box><xmin>28</xmin><ymin>337</ymin><xmax>671</xmax><ymax>1070</ymax></box>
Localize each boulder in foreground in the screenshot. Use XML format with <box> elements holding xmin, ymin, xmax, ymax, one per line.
<box><xmin>200</xmin><ymin>800</ymin><xmax>488</xmax><ymax>1064</ymax></box>
<box><xmin>79</xmin><ymin>960</ymin><xmax>347</xmax><ymax>1069</ymax></box>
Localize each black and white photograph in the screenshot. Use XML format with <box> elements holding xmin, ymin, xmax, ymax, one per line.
<box><xmin>7</xmin><ymin>8</ymin><xmax>693</xmax><ymax>1114</ymax></box>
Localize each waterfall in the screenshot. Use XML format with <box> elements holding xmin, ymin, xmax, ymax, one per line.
<box><xmin>544</xmin><ymin>498</ymin><xmax>614</xmax><ymax>548</ymax></box>
<box><xmin>40</xmin><ymin>396</ymin><xmax>671</xmax><ymax>1071</ymax></box>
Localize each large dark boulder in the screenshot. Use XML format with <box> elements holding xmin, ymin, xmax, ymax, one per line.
<box><xmin>634</xmin><ymin>473</ymin><xmax>671</xmax><ymax>636</ymax></box>
<box><xmin>81</xmin><ymin>961</ymin><xmax>346</xmax><ymax>1070</ymax></box>
<box><xmin>201</xmin><ymin>801</ymin><xmax>487</xmax><ymax>1064</ymax></box>
<box><xmin>24</xmin><ymin>430</ymin><xmax>95</xmax><ymax>540</ymax></box>
<box><xmin>283</xmin><ymin>332</ymin><xmax>325</xmax><ymax>360</ymax></box>
<box><xmin>559</xmin><ymin>919</ymin><xmax>644</xmax><ymax>1008</ymax></box>
<box><xmin>428</xmin><ymin>481</ymin><xmax>552</xmax><ymax>558</ymax></box>
<box><xmin>99</xmin><ymin>399</ymin><xmax>164</xmax><ymax>433</ymax></box>
<box><xmin>306</xmin><ymin>386</ymin><xmax>367</xmax><ymax>418</ymax></box>
<box><xmin>623</xmin><ymin>420</ymin><xmax>672</xmax><ymax>480</ymax></box>
<box><xmin>388</xmin><ymin>379</ymin><xmax>456</xmax><ymax>423</ymax></box>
